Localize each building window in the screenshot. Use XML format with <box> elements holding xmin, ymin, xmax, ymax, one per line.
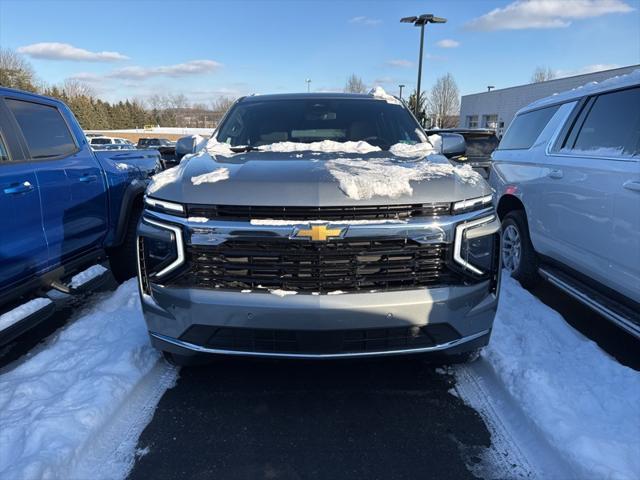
<box><xmin>466</xmin><ymin>115</ymin><xmax>478</xmax><ymax>128</ymax></box>
<box><xmin>482</xmin><ymin>114</ymin><xmax>499</xmax><ymax>128</ymax></box>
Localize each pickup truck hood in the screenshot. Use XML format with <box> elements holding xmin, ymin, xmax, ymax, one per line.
<box><xmin>148</xmin><ymin>150</ymin><xmax>491</xmax><ymax>206</ymax></box>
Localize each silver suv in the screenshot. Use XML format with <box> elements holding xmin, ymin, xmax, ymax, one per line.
<box><xmin>137</xmin><ymin>91</ymin><xmax>501</xmax><ymax>365</ymax></box>
<box><xmin>491</xmin><ymin>71</ymin><xmax>640</xmax><ymax>338</ymax></box>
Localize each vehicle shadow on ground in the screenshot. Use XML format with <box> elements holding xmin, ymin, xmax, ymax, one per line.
<box><xmin>129</xmin><ymin>357</ymin><xmax>490</xmax><ymax>480</ymax></box>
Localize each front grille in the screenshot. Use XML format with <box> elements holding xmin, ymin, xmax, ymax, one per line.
<box><xmin>186</xmin><ymin>203</ymin><xmax>452</xmax><ymax>221</ymax></box>
<box><xmin>169</xmin><ymin>238</ymin><xmax>463</xmax><ymax>293</ymax></box>
<box><xmin>180</xmin><ymin>324</ymin><xmax>462</xmax><ymax>355</ymax></box>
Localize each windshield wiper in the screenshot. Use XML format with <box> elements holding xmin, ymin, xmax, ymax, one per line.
<box><xmin>230</xmin><ymin>145</ymin><xmax>262</xmax><ymax>153</ymax></box>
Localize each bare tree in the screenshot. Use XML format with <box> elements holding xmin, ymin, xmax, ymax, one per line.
<box><xmin>344</xmin><ymin>74</ymin><xmax>367</xmax><ymax>94</ymax></box>
<box><xmin>428</xmin><ymin>73</ymin><xmax>460</xmax><ymax>128</ymax></box>
<box><xmin>62</xmin><ymin>78</ymin><xmax>95</xmax><ymax>98</ymax></box>
<box><xmin>0</xmin><ymin>48</ymin><xmax>37</xmax><ymax>92</ymax></box>
<box><xmin>531</xmin><ymin>66</ymin><xmax>556</xmax><ymax>83</ymax></box>
<box><xmin>210</xmin><ymin>96</ymin><xmax>236</xmax><ymax>114</ymax></box>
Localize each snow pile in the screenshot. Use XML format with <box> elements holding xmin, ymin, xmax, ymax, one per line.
<box><xmin>0</xmin><ymin>298</ymin><xmax>52</xmax><ymax>332</ymax></box>
<box><xmin>369</xmin><ymin>86</ymin><xmax>402</xmax><ymax>105</ymax></box>
<box><xmin>477</xmin><ymin>275</ymin><xmax>640</xmax><ymax>480</ymax></box>
<box><xmin>326</xmin><ymin>157</ymin><xmax>482</xmax><ymax>200</ymax></box>
<box><xmin>146</xmin><ymin>166</ymin><xmax>182</xmax><ymax>194</ymax></box>
<box><xmin>0</xmin><ymin>280</ymin><xmax>168</xmax><ymax>480</ymax></box>
<box><xmin>389</xmin><ymin>142</ymin><xmax>437</xmax><ymax>158</ymax></box>
<box><xmin>427</xmin><ymin>134</ymin><xmax>442</xmax><ymax>151</ymax></box>
<box><xmin>69</xmin><ymin>264</ymin><xmax>108</xmax><ymax>288</ymax></box>
<box><xmin>191</xmin><ymin>167</ymin><xmax>230</xmax><ymax>185</ymax></box>
<box><xmin>269</xmin><ymin>289</ymin><xmax>298</xmax><ymax>297</ymax></box>
<box><xmin>205</xmin><ymin>138</ymin><xmax>381</xmax><ymax>156</ymax></box>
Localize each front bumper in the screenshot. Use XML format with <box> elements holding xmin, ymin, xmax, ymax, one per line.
<box><xmin>138</xmin><ymin>206</ymin><xmax>500</xmax><ymax>359</ymax></box>
<box><xmin>142</xmin><ymin>279</ymin><xmax>498</xmax><ymax>359</ymax></box>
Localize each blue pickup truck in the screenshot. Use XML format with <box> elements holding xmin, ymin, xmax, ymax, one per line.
<box><xmin>0</xmin><ymin>87</ymin><xmax>161</xmax><ymax>344</ymax></box>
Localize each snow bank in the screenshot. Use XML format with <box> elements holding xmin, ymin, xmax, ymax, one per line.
<box><xmin>326</xmin><ymin>157</ymin><xmax>482</xmax><ymax>200</ymax></box>
<box><xmin>477</xmin><ymin>275</ymin><xmax>640</xmax><ymax>480</ymax></box>
<box><xmin>0</xmin><ymin>280</ymin><xmax>167</xmax><ymax>480</ymax></box>
<box><xmin>369</xmin><ymin>86</ymin><xmax>402</xmax><ymax>105</ymax></box>
<box><xmin>0</xmin><ymin>298</ymin><xmax>52</xmax><ymax>332</ymax></box>
<box><xmin>191</xmin><ymin>167</ymin><xmax>230</xmax><ymax>185</ymax></box>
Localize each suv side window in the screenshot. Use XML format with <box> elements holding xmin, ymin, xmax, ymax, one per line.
<box><xmin>563</xmin><ymin>87</ymin><xmax>640</xmax><ymax>157</ymax></box>
<box><xmin>498</xmin><ymin>105</ymin><xmax>560</xmax><ymax>150</ymax></box>
<box><xmin>6</xmin><ymin>99</ymin><xmax>77</xmax><ymax>159</ymax></box>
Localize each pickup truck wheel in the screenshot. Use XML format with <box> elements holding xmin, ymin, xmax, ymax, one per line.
<box><xmin>502</xmin><ymin>211</ymin><xmax>540</xmax><ymax>288</ymax></box>
<box><xmin>109</xmin><ymin>206</ymin><xmax>142</xmax><ymax>283</ymax></box>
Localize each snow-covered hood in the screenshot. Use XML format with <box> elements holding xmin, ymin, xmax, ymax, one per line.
<box><xmin>148</xmin><ymin>144</ymin><xmax>489</xmax><ymax>206</ymax></box>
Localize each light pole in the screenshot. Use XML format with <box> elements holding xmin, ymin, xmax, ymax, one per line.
<box><xmin>401</xmin><ymin>14</ymin><xmax>447</xmax><ymax>117</ymax></box>
<box><xmin>399</xmin><ymin>84</ymin><xmax>405</xmax><ymax>101</ymax></box>
<box><xmin>487</xmin><ymin>85</ymin><xmax>495</xmax><ymax>92</ymax></box>
<box><xmin>305</xmin><ymin>78</ymin><xmax>311</xmax><ymax>92</ymax></box>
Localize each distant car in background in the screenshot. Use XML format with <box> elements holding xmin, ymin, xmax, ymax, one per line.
<box><xmin>137</xmin><ymin>138</ymin><xmax>176</xmax><ymax>169</ymax></box>
<box><xmin>136</xmin><ymin>138</ymin><xmax>174</xmax><ymax>149</ymax></box>
<box><xmin>427</xmin><ymin>128</ymin><xmax>499</xmax><ymax>179</ymax></box>
<box><xmin>89</xmin><ymin>136</ymin><xmax>135</xmax><ymax>149</ymax></box>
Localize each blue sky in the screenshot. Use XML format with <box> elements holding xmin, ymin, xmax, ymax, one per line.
<box><xmin>1</xmin><ymin>0</ymin><xmax>639</xmax><ymax>103</ymax></box>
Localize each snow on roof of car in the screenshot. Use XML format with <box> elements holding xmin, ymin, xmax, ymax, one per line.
<box><xmin>523</xmin><ymin>68</ymin><xmax>640</xmax><ymax>111</ymax></box>
<box><xmin>239</xmin><ymin>89</ymin><xmax>402</xmax><ymax>103</ymax></box>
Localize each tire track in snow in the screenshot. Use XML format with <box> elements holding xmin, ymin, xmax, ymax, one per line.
<box><xmin>71</xmin><ymin>360</ymin><xmax>178</xmax><ymax>480</ymax></box>
<box><xmin>452</xmin><ymin>360</ymin><xmax>575</xmax><ymax>480</ymax></box>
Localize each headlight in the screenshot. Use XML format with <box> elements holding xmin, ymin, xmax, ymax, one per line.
<box><xmin>137</xmin><ymin>218</ymin><xmax>185</xmax><ymax>295</ymax></box>
<box><xmin>454</xmin><ymin>216</ymin><xmax>500</xmax><ymax>275</ymax></box>
<box><xmin>144</xmin><ymin>196</ymin><xmax>185</xmax><ymax>216</ymax></box>
<box><xmin>452</xmin><ymin>194</ymin><xmax>493</xmax><ymax>214</ymax></box>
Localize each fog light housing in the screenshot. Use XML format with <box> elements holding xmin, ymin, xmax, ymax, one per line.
<box><xmin>454</xmin><ymin>216</ymin><xmax>500</xmax><ymax>275</ymax></box>
<box><xmin>137</xmin><ymin>218</ymin><xmax>185</xmax><ymax>295</ymax></box>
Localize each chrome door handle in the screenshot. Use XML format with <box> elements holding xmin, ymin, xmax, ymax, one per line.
<box><xmin>3</xmin><ymin>181</ymin><xmax>34</xmax><ymax>195</ymax></box>
<box><xmin>548</xmin><ymin>169</ymin><xmax>564</xmax><ymax>179</ymax></box>
<box><xmin>623</xmin><ymin>180</ymin><xmax>640</xmax><ymax>192</ymax></box>
<box><xmin>79</xmin><ymin>174</ymin><xmax>98</xmax><ymax>183</ymax></box>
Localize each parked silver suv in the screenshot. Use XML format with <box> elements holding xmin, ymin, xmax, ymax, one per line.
<box><xmin>491</xmin><ymin>71</ymin><xmax>640</xmax><ymax>338</ymax></box>
<box><xmin>138</xmin><ymin>91</ymin><xmax>501</xmax><ymax>365</ymax></box>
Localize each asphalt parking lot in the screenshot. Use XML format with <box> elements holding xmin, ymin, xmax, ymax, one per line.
<box><xmin>128</xmin><ymin>356</ymin><xmax>489</xmax><ymax>480</ymax></box>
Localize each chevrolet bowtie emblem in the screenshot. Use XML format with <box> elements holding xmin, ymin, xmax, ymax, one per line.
<box><xmin>295</xmin><ymin>225</ymin><xmax>344</xmax><ymax>241</ymax></box>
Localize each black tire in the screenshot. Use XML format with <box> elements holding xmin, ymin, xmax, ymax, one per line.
<box><xmin>109</xmin><ymin>205</ymin><xmax>142</xmax><ymax>283</ymax></box>
<box><xmin>502</xmin><ymin>210</ymin><xmax>540</xmax><ymax>288</ymax></box>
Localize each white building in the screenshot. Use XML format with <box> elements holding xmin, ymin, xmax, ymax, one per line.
<box><xmin>459</xmin><ymin>65</ymin><xmax>639</xmax><ymax>135</ymax></box>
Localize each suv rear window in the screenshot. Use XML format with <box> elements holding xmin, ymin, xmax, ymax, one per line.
<box><xmin>7</xmin><ymin>99</ymin><xmax>77</xmax><ymax>159</ymax></box>
<box><xmin>563</xmin><ymin>87</ymin><xmax>640</xmax><ymax>157</ymax></box>
<box><xmin>464</xmin><ymin>134</ymin><xmax>499</xmax><ymax>157</ymax></box>
<box><xmin>498</xmin><ymin>105</ymin><xmax>560</xmax><ymax>150</ymax></box>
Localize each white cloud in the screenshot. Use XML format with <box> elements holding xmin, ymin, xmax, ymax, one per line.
<box><xmin>17</xmin><ymin>42</ymin><xmax>128</xmax><ymax>62</ymax></box>
<box><xmin>555</xmin><ymin>63</ymin><xmax>621</xmax><ymax>77</ymax></box>
<box><xmin>387</xmin><ymin>59</ymin><xmax>414</xmax><ymax>68</ymax></box>
<box><xmin>436</xmin><ymin>39</ymin><xmax>460</xmax><ymax>48</ymax></box>
<box><xmin>349</xmin><ymin>16</ymin><xmax>382</xmax><ymax>26</ymax></box>
<box><xmin>108</xmin><ymin>60</ymin><xmax>222</xmax><ymax>79</ymax></box>
<box><xmin>466</xmin><ymin>0</ymin><xmax>634</xmax><ymax>31</ymax></box>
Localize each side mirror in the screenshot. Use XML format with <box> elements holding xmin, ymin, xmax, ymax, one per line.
<box><xmin>440</xmin><ymin>133</ymin><xmax>466</xmax><ymax>159</ymax></box>
<box><xmin>175</xmin><ymin>135</ymin><xmax>197</xmax><ymax>160</ymax></box>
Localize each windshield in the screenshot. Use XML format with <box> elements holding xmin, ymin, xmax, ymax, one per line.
<box><xmin>215</xmin><ymin>98</ymin><xmax>424</xmax><ymax>150</ymax></box>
